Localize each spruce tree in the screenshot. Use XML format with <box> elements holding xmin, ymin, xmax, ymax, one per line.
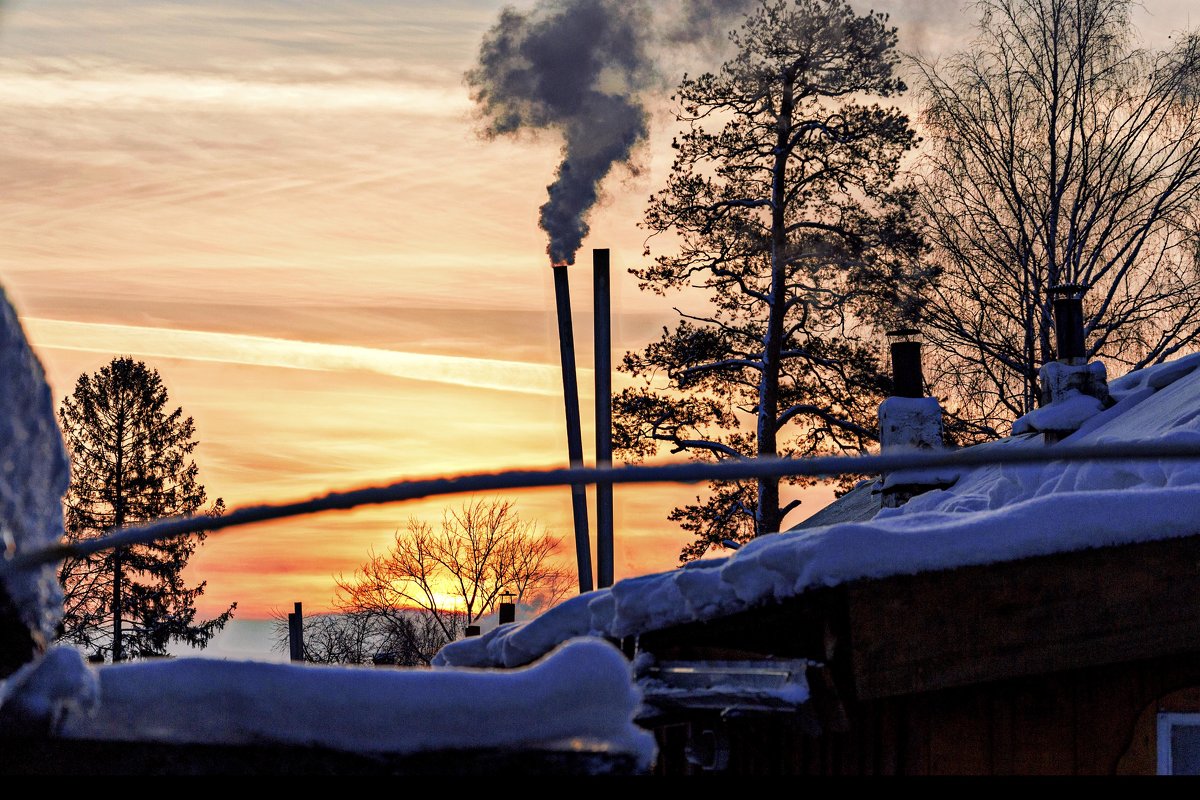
<box><xmin>56</xmin><ymin>357</ymin><xmax>234</xmax><ymax>661</ymax></box>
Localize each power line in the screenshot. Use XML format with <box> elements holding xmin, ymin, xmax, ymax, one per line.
<box><xmin>5</xmin><ymin>439</ymin><xmax>1200</xmax><ymax>577</ymax></box>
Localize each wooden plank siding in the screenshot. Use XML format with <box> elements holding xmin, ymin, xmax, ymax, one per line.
<box><xmin>847</xmin><ymin>535</ymin><xmax>1200</xmax><ymax>700</ymax></box>
<box><xmin>639</xmin><ymin>532</ymin><xmax>1200</xmax><ymax>774</ymax></box>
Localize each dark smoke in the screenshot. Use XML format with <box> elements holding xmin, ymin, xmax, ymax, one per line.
<box><xmin>467</xmin><ymin>0</ymin><xmax>937</xmax><ymax>265</ymax></box>
<box><xmin>661</xmin><ymin>0</ymin><xmax>754</xmax><ymax>44</ymax></box>
<box><xmin>468</xmin><ymin>0</ymin><xmax>655</xmax><ymax>265</ymax></box>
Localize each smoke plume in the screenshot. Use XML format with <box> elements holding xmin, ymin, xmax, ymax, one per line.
<box><xmin>467</xmin><ymin>1</ymin><xmax>650</xmax><ymax>265</ymax></box>
<box><xmin>467</xmin><ymin>0</ymin><xmax>755</xmax><ymax>266</ymax></box>
<box><xmin>469</xmin><ymin>1</ymin><xmax>947</xmax><ymax>265</ymax></box>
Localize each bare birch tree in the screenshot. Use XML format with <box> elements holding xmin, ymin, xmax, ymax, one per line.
<box><xmin>916</xmin><ymin>0</ymin><xmax>1200</xmax><ymax>434</ymax></box>
<box><xmin>330</xmin><ymin>498</ymin><xmax>569</xmax><ymax>665</ymax></box>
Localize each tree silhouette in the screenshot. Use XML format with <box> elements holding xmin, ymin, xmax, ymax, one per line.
<box><xmin>615</xmin><ymin>0</ymin><xmax>928</xmax><ymax>559</ymax></box>
<box><xmin>330</xmin><ymin>498</ymin><xmax>570</xmax><ymax>665</ymax></box>
<box><xmin>916</xmin><ymin>0</ymin><xmax>1200</xmax><ymax>435</ymax></box>
<box><xmin>56</xmin><ymin>357</ymin><xmax>234</xmax><ymax>661</ymax></box>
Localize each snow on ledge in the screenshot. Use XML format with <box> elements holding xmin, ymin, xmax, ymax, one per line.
<box><xmin>5</xmin><ymin>638</ymin><xmax>654</xmax><ymax>768</ymax></box>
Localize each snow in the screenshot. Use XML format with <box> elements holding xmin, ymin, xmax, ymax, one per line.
<box><xmin>439</xmin><ymin>350</ymin><xmax>1200</xmax><ymax>669</ymax></box>
<box><xmin>879</xmin><ymin>467</ymin><xmax>961</xmax><ymax>491</ymax></box>
<box><xmin>878</xmin><ymin>396</ymin><xmax>943</xmax><ymax>450</ymax></box>
<box><xmin>0</xmin><ymin>647</ymin><xmax>98</xmax><ymax>733</ymax></box>
<box><xmin>1012</xmin><ymin>392</ymin><xmax>1104</xmax><ymax>435</ymax></box>
<box><xmin>1040</xmin><ymin>359</ymin><xmax>1110</xmax><ymax>405</ymax></box>
<box><xmin>0</xmin><ymin>288</ymin><xmax>71</xmax><ymax>643</ymax></box>
<box><xmin>1013</xmin><ymin>360</ymin><xmax>1114</xmax><ymax>434</ymax></box>
<box><xmin>1</xmin><ymin>637</ymin><xmax>655</xmax><ymax>767</ymax></box>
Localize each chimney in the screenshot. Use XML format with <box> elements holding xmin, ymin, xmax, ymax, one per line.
<box><xmin>498</xmin><ymin>591</ymin><xmax>516</xmax><ymax>625</ymax></box>
<box><xmin>878</xmin><ymin>329</ymin><xmax>949</xmax><ymax>508</ymax></box>
<box><xmin>888</xmin><ymin>327</ymin><xmax>925</xmax><ymax>399</ymax></box>
<box><xmin>1050</xmin><ymin>285</ymin><xmax>1087</xmax><ymax>365</ymax></box>
<box><xmin>1016</xmin><ymin>285</ymin><xmax>1111</xmax><ymax>443</ymax></box>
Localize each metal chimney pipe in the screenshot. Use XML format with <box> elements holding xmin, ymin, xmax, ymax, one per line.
<box><xmin>1049</xmin><ymin>284</ymin><xmax>1086</xmax><ymax>362</ymax></box>
<box><xmin>552</xmin><ymin>264</ymin><xmax>594</xmax><ymax>594</ymax></box>
<box><xmin>496</xmin><ymin>594</ymin><xmax>516</xmax><ymax>623</ymax></box>
<box><xmin>287</xmin><ymin>601</ymin><xmax>304</xmax><ymax>662</ymax></box>
<box><xmin>593</xmin><ymin>249</ymin><xmax>614</xmax><ymax>589</ymax></box>
<box><xmin>887</xmin><ymin>328</ymin><xmax>924</xmax><ymax>398</ymax></box>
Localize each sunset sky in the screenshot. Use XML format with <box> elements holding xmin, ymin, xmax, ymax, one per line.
<box><xmin>0</xmin><ymin>0</ymin><xmax>1187</xmax><ymax>623</ymax></box>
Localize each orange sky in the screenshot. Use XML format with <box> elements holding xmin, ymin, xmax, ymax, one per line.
<box><xmin>0</xmin><ymin>0</ymin><xmax>1187</xmax><ymax>619</ymax></box>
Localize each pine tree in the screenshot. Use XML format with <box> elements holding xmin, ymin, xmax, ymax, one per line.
<box><xmin>614</xmin><ymin>0</ymin><xmax>929</xmax><ymax>560</ymax></box>
<box><xmin>56</xmin><ymin>357</ymin><xmax>234</xmax><ymax>661</ymax></box>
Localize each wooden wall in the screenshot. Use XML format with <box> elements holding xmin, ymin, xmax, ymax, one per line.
<box><xmin>653</xmin><ymin>651</ymin><xmax>1200</xmax><ymax>775</ymax></box>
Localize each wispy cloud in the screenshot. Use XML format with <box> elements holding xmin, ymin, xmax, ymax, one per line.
<box><xmin>23</xmin><ymin>318</ymin><xmax>581</xmax><ymax>397</ymax></box>
<box><xmin>0</xmin><ymin>66</ymin><xmax>471</xmax><ymax>114</ymax></box>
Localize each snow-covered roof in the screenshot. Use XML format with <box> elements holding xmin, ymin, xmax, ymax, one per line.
<box><xmin>437</xmin><ymin>351</ymin><xmax>1200</xmax><ymax>670</ymax></box>
<box><xmin>790</xmin><ymin>478</ymin><xmax>880</xmax><ymax>530</ymax></box>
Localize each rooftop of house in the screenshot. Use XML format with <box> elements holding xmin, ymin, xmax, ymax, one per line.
<box><xmin>437</xmin><ymin>349</ymin><xmax>1200</xmax><ymax>670</ymax></box>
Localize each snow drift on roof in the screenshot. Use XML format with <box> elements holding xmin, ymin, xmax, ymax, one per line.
<box><xmin>437</xmin><ymin>352</ymin><xmax>1200</xmax><ymax>669</ymax></box>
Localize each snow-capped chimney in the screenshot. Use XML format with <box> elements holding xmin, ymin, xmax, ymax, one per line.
<box><xmin>879</xmin><ymin>329</ymin><xmax>942</xmax><ymax>452</ymax></box>
<box><xmin>1041</xmin><ymin>285</ymin><xmax>1110</xmax><ymax>411</ymax></box>
<box><xmin>1015</xmin><ymin>286</ymin><xmax>1111</xmax><ymax>443</ymax></box>
<box><xmin>878</xmin><ymin>329</ymin><xmax>949</xmax><ymax>508</ymax></box>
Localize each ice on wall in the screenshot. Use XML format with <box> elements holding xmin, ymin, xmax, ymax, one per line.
<box><xmin>0</xmin><ymin>287</ymin><xmax>71</xmax><ymax>646</ymax></box>
<box><xmin>43</xmin><ymin>637</ymin><xmax>654</xmax><ymax>767</ymax></box>
<box><xmin>439</xmin><ymin>350</ymin><xmax>1200</xmax><ymax>669</ymax></box>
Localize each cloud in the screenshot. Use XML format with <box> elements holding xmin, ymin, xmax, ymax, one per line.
<box><xmin>23</xmin><ymin>318</ymin><xmax>582</xmax><ymax>397</ymax></box>
<box><xmin>0</xmin><ymin>64</ymin><xmax>470</xmax><ymax>114</ymax></box>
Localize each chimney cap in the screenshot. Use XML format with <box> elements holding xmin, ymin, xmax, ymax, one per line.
<box><xmin>1048</xmin><ymin>283</ymin><xmax>1087</xmax><ymax>299</ymax></box>
<box><xmin>886</xmin><ymin>327</ymin><xmax>922</xmax><ymax>341</ymax></box>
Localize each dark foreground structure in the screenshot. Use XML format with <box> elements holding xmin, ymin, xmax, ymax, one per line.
<box><xmin>0</xmin><ymin>739</ymin><xmax>640</xmax><ymax>776</ymax></box>
<box><xmin>640</xmin><ymin>532</ymin><xmax>1200</xmax><ymax>775</ymax></box>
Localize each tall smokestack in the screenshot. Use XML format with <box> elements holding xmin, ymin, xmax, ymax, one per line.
<box><xmin>552</xmin><ymin>264</ymin><xmax>594</xmax><ymax>594</ymax></box>
<box><xmin>594</xmin><ymin>249</ymin><xmax>614</xmax><ymax>589</ymax></box>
